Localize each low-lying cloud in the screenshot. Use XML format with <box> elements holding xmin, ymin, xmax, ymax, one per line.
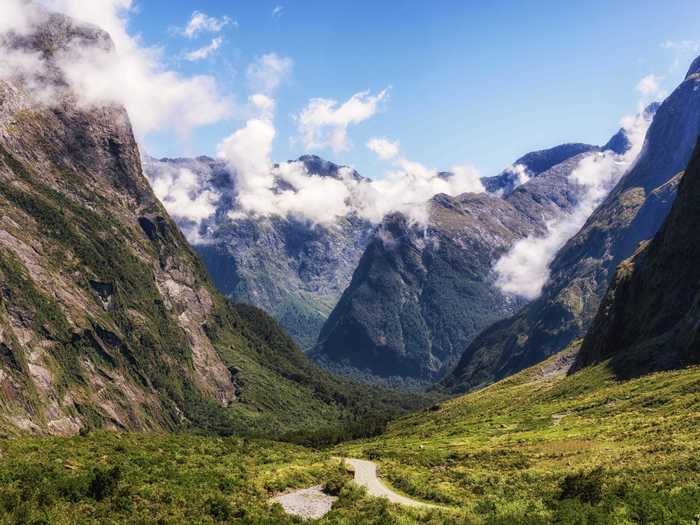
<box><xmin>493</xmin><ymin>106</ymin><xmax>655</xmax><ymax>300</ymax></box>
<box><xmin>143</xmin><ymin>157</ymin><xmax>220</xmax><ymax>244</ymax></box>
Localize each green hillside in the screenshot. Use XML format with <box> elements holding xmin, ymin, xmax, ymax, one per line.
<box><xmin>3</xmin><ymin>351</ymin><xmax>698</xmax><ymax>524</ymax></box>
<box><xmin>335</xmin><ymin>348</ymin><xmax>700</xmax><ymax>523</ymax></box>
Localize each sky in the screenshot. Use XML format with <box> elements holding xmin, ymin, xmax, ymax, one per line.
<box><xmin>117</xmin><ymin>0</ymin><xmax>700</xmax><ymax>179</ymax></box>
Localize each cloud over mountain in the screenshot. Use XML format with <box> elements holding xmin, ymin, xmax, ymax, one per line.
<box><xmin>0</xmin><ymin>0</ymin><xmax>233</xmax><ymax>138</ymax></box>
<box><xmin>494</xmin><ymin>104</ymin><xmax>655</xmax><ymax>299</ymax></box>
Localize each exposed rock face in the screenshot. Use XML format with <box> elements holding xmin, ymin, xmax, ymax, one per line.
<box><xmin>572</xmin><ymin>140</ymin><xmax>700</xmax><ymax>375</ymax></box>
<box><xmin>143</xmin><ymin>155</ymin><xmax>375</xmax><ymax>351</ymax></box>
<box><xmin>442</xmin><ymin>59</ymin><xmax>700</xmax><ymax>393</ymax></box>
<box><xmin>312</xmin><ymin>149</ymin><xmax>609</xmax><ymax>384</ymax></box>
<box><xmin>0</xmin><ymin>12</ymin><xmax>381</xmax><ymax>435</ymax></box>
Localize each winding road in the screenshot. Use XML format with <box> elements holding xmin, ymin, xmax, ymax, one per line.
<box><xmin>344</xmin><ymin>458</ymin><xmax>436</xmax><ymax>508</ymax></box>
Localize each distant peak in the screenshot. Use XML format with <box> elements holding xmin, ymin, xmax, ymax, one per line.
<box><xmin>686</xmin><ymin>55</ymin><xmax>700</xmax><ymax>80</ymax></box>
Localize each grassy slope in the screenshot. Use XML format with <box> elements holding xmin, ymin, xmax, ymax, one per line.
<box><xmin>335</xmin><ymin>347</ymin><xmax>700</xmax><ymax>523</ymax></box>
<box><xmin>3</xmin><ymin>350</ymin><xmax>698</xmax><ymax>524</ymax></box>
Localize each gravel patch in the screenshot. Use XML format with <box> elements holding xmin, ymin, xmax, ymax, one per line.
<box><xmin>271</xmin><ymin>485</ymin><xmax>337</xmax><ymax>520</ymax></box>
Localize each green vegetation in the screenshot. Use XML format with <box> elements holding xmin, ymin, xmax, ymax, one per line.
<box><xmin>3</xmin><ymin>356</ymin><xmax>697</xmax><ymax>524</ymax></box>
<box><xmin>0</xmin><ymin>432</ymin><xmax>332</xmax><ymax>524</ymax></box>
<box><xmin>335</xmin><ymin>353</ymin><xmax>700</xmax><ymax>524</ymax></box>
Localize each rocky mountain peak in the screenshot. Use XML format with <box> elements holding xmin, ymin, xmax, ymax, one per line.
<box><xmin>686</xmin><ymin>55</ymin><xmax>700</xmax><ymax>80</ymax></box>
<box><xmin>294</xmin><ymin>154</ymin><xmax>365</xmax><ymax>182</ymax></box>
<box><xmin>4</xmin><ymin>8</ymin><xmax>113</xmax><ymax>63</ymax></box>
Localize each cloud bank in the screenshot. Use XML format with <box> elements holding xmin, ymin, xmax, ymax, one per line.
<box><xmin>214</xmin><ymin>100</ymin><xmax>485</xmax><ymax>227</ymax></box>
<box><xmin>143</xmin><ymin>157</ymin><xmax>220</xmax><ymax>244</ymax></box>
<box><xmin>493</xmin><ymin>106</ymin><xmax>654</xmax><ymax>300</ymax></box>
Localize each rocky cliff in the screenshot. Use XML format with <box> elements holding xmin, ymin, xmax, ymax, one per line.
<box><xmin>572</xmin><ymin>139</ymin><xmax>700</xmax><ymax>375</ymax></box>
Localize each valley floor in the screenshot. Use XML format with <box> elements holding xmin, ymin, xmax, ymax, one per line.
<box><xmin>1</xmin><ymin>353</ymin><xmax>699</xmax><ymax>524</ymax></box>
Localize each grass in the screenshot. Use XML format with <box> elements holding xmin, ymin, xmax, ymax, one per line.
<box><xmin>334</xmin><ymin>349</ymin><xmax>700</xmax><ymax>524</ymax></box>
<box><xmin>1</xmin><ymin>352</ymin><xmax>698</xmax><ymax>524</ymax></box>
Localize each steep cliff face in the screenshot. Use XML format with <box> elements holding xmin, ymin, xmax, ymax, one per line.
<box><xmin>442</xmin><ymin>59</ymin><xmax>700</xmax><ymax>393</ymax></box>
<box><xmin>573</xmin><ymin>140</ymin><xmax>700</xmax><ymax>376</ymax></box>
<box><xmin>0</xmin><ymin>12</ymin><xmax>406</xmax><ymax>436</ymax></box>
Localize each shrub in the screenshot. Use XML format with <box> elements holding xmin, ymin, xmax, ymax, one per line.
<box><xmin>558</xmin><ymin>468</ymin><xmax>605</xmax><ymax>504</ymax></box>
<box><xmin>88</xmin><ymin>466</ymin><xmax>121</xmax><ymax>501</ymax></box>
<box><xmin>206</xmin><ymin>495</ymin><xmax>232</xmax><ymax>522</ymax></box>
<box><xmin>324</xmin><ymin>462</ymin><xmax>349</xmax><ymax>496</ymax></box>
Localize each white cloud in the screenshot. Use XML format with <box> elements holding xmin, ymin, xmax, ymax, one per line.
<box><xmin>185</xmin><ymin>37</ymin><xmax>223</xmax><ymax>61</ymax></box>
<box><xmin>505</xmin><ymin>163</ymin><xmax>530</xmax><ymax>187</ymax></box>
<box><xmin>367</xmin><ymin>137</ymin><xmax>400</xmax><ymax>160</ymax></box>
<box><xmin>636</xmin><ymin>74</ymin><xmax>665</xmax><ymax>106</ymax></box>
<box><xmin>218</xmin><ymin>110</ymin><xmax>483</xmax><ymax>226</ymax></box>
<box><xmin>246</xmin><ymin>53</ymin><xmax>293</xmax><ymax>95</ymax></box>
<box><xmin>493</xmin><ymin>106</ymin><xmax>654</xmax><ymax>300</ymax></box>
<box><xmin>272</xmin><ymin>5</ymin><xmax>284</xmax><ymax>18</ymax></box>
<box><xmin>296</xmin><ymin>89</ymin><xmax>389</xmax><ymax>152</ymax></box>
<box><xmin>351</xmin><ymin>159</ymin><xmax>483</xmax><ymax>224</ymax></box>
<box><xmin>1</xmin><ymin>0</ymin><xmax>233</xmax><ymax>138</ymax></box>
<box><xmin>182</xmin><ymin>11</ymin><xmax>232</xmax><ymax>39</ymax></box>
<box><xmin>144</xmin><ymin>159</ymin><xmax>220</xmax><ymax>243</ymax></box>
<box><xmin>0</xmin><ymin>0</ymin><xmax>43</xmax><ymax>35</ymax></box>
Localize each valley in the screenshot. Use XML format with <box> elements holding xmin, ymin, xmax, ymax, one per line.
<box><xmin>0</xmin><ymin>2</ymin><xmax>699</xmax><ymax>524</ymax></box>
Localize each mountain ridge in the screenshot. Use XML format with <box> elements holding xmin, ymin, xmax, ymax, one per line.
<box><xmin>442</xmin><ymin>60</ymin><xmax>700</xmax><ymax>394</ymax></box>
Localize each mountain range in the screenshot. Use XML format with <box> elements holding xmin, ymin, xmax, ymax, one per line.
<box><xmin>149</xmin><ymin>118</ymin><xmax>649</xmax><ymax>386</ymax></box>
<box><xmin>442</xmin><ymin>61</ymin><xmax>700</xmax><ymax>393</ymax></box>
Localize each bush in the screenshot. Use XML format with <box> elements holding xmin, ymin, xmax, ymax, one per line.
<box><xmin>206</xmin><ymin>495</ymin><xmax>232</xmax><ymax>522</ymax></box>
<box><xmin>88</xmin><ymin>466</ymin><xmax>121</xmax><ymax>501</ymax></box>
<box><xmin>324</xmin><ymin>462</ymin><xmax>349</xmax><ymax>496</ymax></box>
<box><xmin>558</xmin><ymin>468</ymin><xmax>604</xmax><ymax>504</ymax></box>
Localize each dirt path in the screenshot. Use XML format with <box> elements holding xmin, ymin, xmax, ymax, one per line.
<box><xmin>344</xmin><ymin>458</ymin><xmax>437</xmax><ymax>508</ymax></box>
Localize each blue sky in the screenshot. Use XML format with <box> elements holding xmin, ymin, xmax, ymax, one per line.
<box><xmin>130</xmin><ymin>0</ymin><xmax>700</xmax><ymax>179</ymax></box>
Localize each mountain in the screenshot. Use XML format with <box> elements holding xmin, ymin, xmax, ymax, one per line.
<box><xmin>146</xmin><ymin>140</ymin><xmax>615</xmax><ymax>358</ymax></box>
<box><xmin>481</xmin><ymin>142</ymin><xmax>598</xmax><ymax>195</ymax></box>
<box><xmin>442</xmin><ymin>60</ymin><xmax>700</xmax><ymax>393</ymax></box>
<box><xmin>0</xmin><ymin>11</ymin><xmax>424</xmax><ymax>437</ymax></box>
<box><xmin>311</xmin><ymin>144</ymin><xmax>623</xmax><ymax>385</ymax></box>
<box><xmin>143</xmin><ymin>155</ymin><xmax>375</xmax><ymax>351</ymax></box>
<box><xmin>572</xmin><ymin>139</ymin><xmax>700</xmax><ymax>376</ymax></box>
